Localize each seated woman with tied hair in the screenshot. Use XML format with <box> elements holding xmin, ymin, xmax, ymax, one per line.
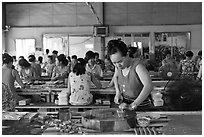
<box><xmin>67</xmin><ymin>58</ymin><xmax>102</xmax><ymax>105</ymax></box>
<box><xmin>51</xmin><ymin>54</ymin><xmax>69</xmax><ymax>83</ymax></box>
<box><xmin>44</xmin><ymin>55</ymin><xmax>55</xmax><ymax>77</ymax></box>
<box><xmin>18</xmin><ymin>58</ymin><xmax>36</xmax><ymax>84</ymax></box>
<box><xmin>85</xmin><ymin>50</ymin><xmax>103</xmax><ymax>80</ymax></box>
<box><xmin>159</xmin><ymin>50</ymin><xmax>179</xmax><ymax>79</ymax></box>
<box><xmin>2</xmin><ymin>53</ymin><xmax>26</xmax><ymax>111</ymax></box>
<box><xmin>178</xmin><ymin>50</ymin><xmax>195</xmax><ymax>79</ymax></box>
<box><xmin>28</xmin><ymin>54</ymin><xmax>42</xmax><ymax>78</ymax></box>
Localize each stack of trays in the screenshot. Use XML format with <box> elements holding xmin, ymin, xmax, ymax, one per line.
<box><xmin>58</xmin><ymin>89</ymin><xmax>68</xmax><ymax>105</ymax></box>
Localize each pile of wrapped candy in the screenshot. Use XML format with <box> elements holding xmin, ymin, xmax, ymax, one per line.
<box><xmin>45</xmin><ymin>119</ymin><xmax>85</xmax><ymax>134</ymax></box>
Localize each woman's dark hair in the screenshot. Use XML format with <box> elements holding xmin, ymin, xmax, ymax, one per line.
<box><xmin>3</xmin><ymin>53</ymin><xmax>13</xmax><ymax>64</ymax></box>
<box><xmin>71</xmin><ymin>55</ymin><xmax>77</xmax><ymax>60</ymax></box>
<box><xmin>94</xmin><ymin>52</ymin><xmax>99</xmax><ymax>58</ymax></box>
<box><xmin>77</xmin><ymin>58</ymin><xmax>86</xmax><ymax>66</ymax></box>
<box><xmin>28</xmin><ymin>55</ymin><xmax>36</xmax><ymax>62</ymax></box>
<box><xmin>46</xmin><ymin>49</ymin><xmax>49</xmax><ymax>54</ymax></box>
<box><xmin>84</xmin><ymin>50</ymin><xmax>95</xmax><ymax>62</ymax></box>
<box><xmin>18</xmin><ymin>58</ymin><xmax>31</xmax><ymax>68</ymax></box>
<box><xmin>38</xmin><ymin>56</ymin><xmax>43</xmax><ymax>63</ymax></box>
<box><xmin>185</xmin><ymin>51</ymin><xmax>194</xmax><ymax>58</ymax></box>
<box><xmin>67</xmin><ymin>56</ymin><xmax>71</xmax><ymax>62</ymax></box>
<box><xmin>198</xmin><ymin>50</ymin><xmax>202</xmax><ymax>56</ymax></box>
<box><xmin>12</xmin><ymin>56</ymin><xmax>17</xmax><ymax>61</ymax></box>
<box><xmin>165</xmin><ymin>50</ymin><xmax>171</xmax><ymax>56</ymax></box>
<box><xmin>52</xmin><ymin>50</ymin><xmax>58</xmax><ymax>55</ymax></box>
<box><xmin>57</xmin><ymin>54</ymin><xmax>68</xmax><ymax>66</ymax></box>
<box><xmin>73</xmin><ymin>58</ymin><xmax>86</xmax><ymax>76</ymax></box>
<box><xmin>128</xmin><ymin>47</ymin><xmax>138</xmax><ymax>58</ymax></box>
<box><xmin>107</xmin><ymin>39</ymin><xmax>128</xmax><ymax>57</ymax></box>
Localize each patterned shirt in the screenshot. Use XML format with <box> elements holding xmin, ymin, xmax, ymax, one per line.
<box><xmin>2</xmin><ymin>83</ymin><xmax>16</xmax><ymax>112</ymax></box>
<box><xmin>86</xmin><ymin>64</ymin><xmax>103</xmax><ymax>78</ymax></box>
<box><xmin>19</xmin><ymin>67</ymin><xmax>35</xmax><ymax>83</ymax></box>
<box><xmin>68</xmin><ymin>72</ymin><xmax>93</xmax><ymax>105</ymax></box>
<box><xmin>45</xmin><ymin>63</ymin><xmax>55</xmax><ymax>77</ymax></box>
<box><xmin>180</xmin><ymin>59</ymin><xmax>195</xmax><ymax>75</ymax></box>
<box><xmin>52</xmin><ymin>66</ymin><xmax>69</xmax><ymax>80</ymax></box>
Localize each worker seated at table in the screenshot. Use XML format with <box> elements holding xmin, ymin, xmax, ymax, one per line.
<box><xmin>67</xmin><ymin>58</ymin><xmax>102</xmax><ymax>105</ymax></box>
<box><xmin>28</xmin><ymin>55</ymin><xmax>42</xmax><ymax>78</ymax></box>
<box><xmin>94</xmin><ymin>52</ymin><xmax>105</xmax><ymax>71</ymax></box>
<box><xmin>178</xmin><ymin>50</ymin><xmax>195</xmax><ymax>79</ymax></box>
<box><xmin>18</xmin><ymin>58</ymin><xmax>38</xmax><ymax>84</ymax></box>
<box><xmin>51</xmin><ymin>54</ymin><xmax>69</xmax><ymax>84</ymax></box>
<box><xmin>85</xmin><ymin>51</ymin><xmax>103</xmax><ymax>80</ymax></box>
<box><xmin>104</xmin><ymin>55</ymin><xmax>115</xmax><ymax>75</ymax></box>
<box><xmin>43</xmin><ymin>55</ymin><xmax>55</xmax><ymax>77</ymax></box>
<box><xmin>158</xmin><ymin>50</ymin><xmax>179</xmax><ymax>79</ymax></box>
<box><xmin>107</xmin><ymin>39</ymin><xmax>153</xmax><ymax>111</ymax></box>
<box><xmin>67</xmin><ymin>55</ymin><xmax>78</xmax><ymax>73</ymax></box>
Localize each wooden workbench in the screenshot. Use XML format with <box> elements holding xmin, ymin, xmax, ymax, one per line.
<box><xmin>16</xmin><ymin>79</ymin><xmax>170</xmax><ymax>95</ymax></box>
<box><xmin>2</xmin><ymin>111</ymin><xmax>201</xmax><ymax>135</ymax></box>
<box><xmin>42</xmin><ymin>111</ymin><xmax>202</xmax><ymax>135</ymax></box>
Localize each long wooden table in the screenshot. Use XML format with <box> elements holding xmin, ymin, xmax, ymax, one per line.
<box><xmin>16</xmin><ymin>87</ymin><xmax>116</xmax><ymax>95</ymax></box>
<box><xmin>16</xmin><ymin>79</ymin><xmax>170</xmax><ymax>96</ymax></box>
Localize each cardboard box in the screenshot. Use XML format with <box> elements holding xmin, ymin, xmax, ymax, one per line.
<box><xmin>102</xmin><ymin>100</ymin><xmax>110</xmax><ymax>105</ymax></box>
<box><xmin>18</xmin><ymin>99</ymin><xmax>31</xmax><ymax>106</ymax></box>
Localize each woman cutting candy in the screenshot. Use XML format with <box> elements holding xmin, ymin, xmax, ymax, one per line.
<box><xmin>107</xmin><ymin>39</ymin><xmax>153</xmax><ymax>111</ymax></box>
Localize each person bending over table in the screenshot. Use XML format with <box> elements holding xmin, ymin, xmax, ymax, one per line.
<box><xmin>107</xmin><ymin>39</ymin><xmax>153</xmax><ymax>110</ymax></box>
<box><xmin>67</xmin><ymin>58</ymin><xmax>102</xmax><ymax>105</ymax></box>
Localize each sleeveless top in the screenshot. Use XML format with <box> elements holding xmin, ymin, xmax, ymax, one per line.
<box><xmin>2</xmin><ymin>67</ymin><xmax>18</xmax><ymax>97</ymax></box>
<box><xmin>117</xmin><ymin>59</ymin><xmax>143</xmax><ymax>100</ymax></box>
<box><xmin>2</xmin><ymin>67</ymin><xmax>18</xmax><ymax>111</ymax></box>
<box><xmin>69</xmin><ymin>72</ymin><xmax>93</xmax><ymax>105</ymax></box>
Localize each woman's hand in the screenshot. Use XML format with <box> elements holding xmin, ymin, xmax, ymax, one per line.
<box><xmin>87</xmin><ymin>72</ymin><xmax>92</xmax><ymax>76</ymax></box>
<box><xmin>128</xmin><ymin>102</ymin><xmax>137</xmax><ymax>110</ymax></box>
<box><xmin>119</xmin><ymin>102</ymin><xmax>128</xmax><ymax>110</ymax></box>
<box><xmin>114</xmin><ymin>93</ymin><xmax>123</xmax><ymax>104</ymax></box>
<box><xmin>105</xmin><ymin>85</ymin><xmax>111</xmax><ymax>89</ymax></box>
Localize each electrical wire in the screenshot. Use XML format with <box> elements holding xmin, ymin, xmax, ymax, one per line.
<box><xmin>85</xmin><ymin>2</ymin><xmax>102</xmax><ymax>24</ymax></box>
